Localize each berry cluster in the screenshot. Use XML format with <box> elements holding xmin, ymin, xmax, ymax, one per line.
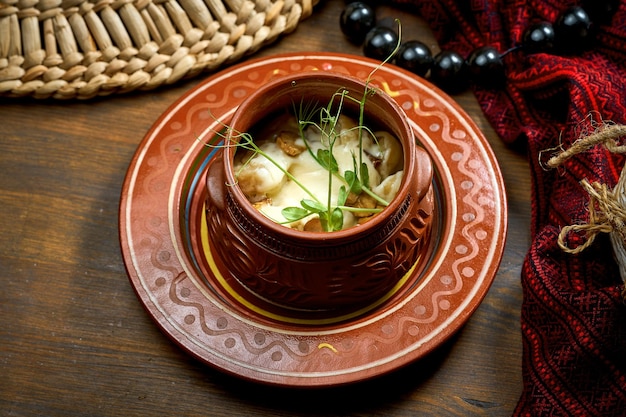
<box><xmin>340</xmin><ymin>1</ymin><xmax>620</xmax><ymax>93</ymax></box>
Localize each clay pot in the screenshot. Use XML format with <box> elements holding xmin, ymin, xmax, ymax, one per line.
<box><xmin>205</xmin><ymin>72</ymin><xmax>434</xmax><ymax>311</ymax></box>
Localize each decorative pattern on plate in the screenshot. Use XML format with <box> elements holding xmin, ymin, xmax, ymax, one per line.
<box><xmin>120</xmin><ymin>53</ymin><xmax>507</xmax><ymax>387</ymax></box>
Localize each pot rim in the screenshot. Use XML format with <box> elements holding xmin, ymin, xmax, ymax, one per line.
<box><xmin>222</xmin><ymin>71</ymin><xmax>419</xmax><ymax>242</ymax></box>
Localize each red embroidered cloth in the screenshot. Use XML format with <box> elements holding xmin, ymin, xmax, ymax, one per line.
<box><xmin>388</xmin><ymin>0</ymin><xmax>626</xmax><ymax>415</ymax></box>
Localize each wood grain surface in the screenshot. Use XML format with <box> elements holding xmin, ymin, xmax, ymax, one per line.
<box><xmin>0</xmin><ymin>1</ymin><xmax>530</xmax><ymax>415</ymax></box>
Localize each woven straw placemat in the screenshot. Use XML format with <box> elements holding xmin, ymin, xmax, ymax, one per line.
<box><xmin>0</xmin><ymin>0</ymin><xmax>318</xmax><ymax>99</ymax></box>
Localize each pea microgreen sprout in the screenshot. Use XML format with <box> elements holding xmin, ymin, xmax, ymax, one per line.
<box><xmin>280</xmin><ymin>21</ymin><xmax>402</xmax><ymax>231</ymax></box>
<box><xmin>207</xmin><ymin>21</ymin><xmax>403</xmax><ymax>232</ymax></box>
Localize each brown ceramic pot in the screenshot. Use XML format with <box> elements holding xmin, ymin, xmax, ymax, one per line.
<box><xmin>205</xmin><ymin>72</ymin><xmax>434</xmax><ymax>311</ymax></box>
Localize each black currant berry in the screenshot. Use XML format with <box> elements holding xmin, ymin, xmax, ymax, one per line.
<box><xmin>581</xmin><ymin>0</ymin><xmax>619</xmax><ymax>24</ymax></box>
<box><xmin>430</xmin><ymin>50</ymin><xmax>469</xmax><ymax>94</ymax></box>
<box><xmin>340</xmin><ymin>2</ymin><xmax>377</xmax><ymax>45</ymax></box>
<box><xmin>395</xmin><ymin>40</ymin><xmax>433</xmax><ymax>77</ymax></box>
<box><xmin>363</xmin><ymin>26</ymin><xmax>399</xmax><ymax>61</ymax></box>
<box><xmin>522</xmin><ymin>22</ymin><xmax>555</xmax><ymax>54</ymax></box>
<box><xmin>554</xmin><ymin>6</ymin><xmax>592</xmax><ymax>54</ymax></box>
<box><xmin>467</xmin><ymin>46</ymin><xmax>505</xmax><ymax>88</ymax></box>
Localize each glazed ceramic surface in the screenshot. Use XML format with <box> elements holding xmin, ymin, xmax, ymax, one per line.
<box><xmin>205</xmin><ymin>72</ymin><xmax>435</xmax><ymax>311</ymax></box>
<box><xmin>119</xmin><ymin>52</ymin><xmax>508</xmax><ymax>387</ymax></box>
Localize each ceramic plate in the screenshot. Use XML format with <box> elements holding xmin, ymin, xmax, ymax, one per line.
<box><xmin>119</xmin><ymin>52</ymin><xmax>507</xmax><ymax>387</ymax></box>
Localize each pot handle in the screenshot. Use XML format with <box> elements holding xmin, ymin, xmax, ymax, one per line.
<box><xmin>206</xmin><ymin>154</ymin><xmax>226</xmax><ymax>212</ymax></box>
<box><xmin>414</xmin><ymin>146</ymin><xmax>434</xmax><ymax>201</ymax></box>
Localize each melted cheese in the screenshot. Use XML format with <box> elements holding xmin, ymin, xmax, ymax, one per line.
<box><xmin>234</xmin><ymin>115</ymin><xmax>403</xmax><ymax>230</ymax></box>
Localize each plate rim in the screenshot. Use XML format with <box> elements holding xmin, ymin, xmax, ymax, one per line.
<box><xmin>119</xmin><ymin>51</ymin><xmax>508</xmax><ymax>387</ymax></box>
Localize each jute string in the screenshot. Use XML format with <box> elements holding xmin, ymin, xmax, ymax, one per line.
<box><xmin>545</xmin><ymin>122</ymin><xmax>626</xmax><ymax>297</ymax></box>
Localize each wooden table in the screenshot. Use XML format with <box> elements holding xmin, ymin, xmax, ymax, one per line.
<box><xmin>0</xmin><ymin>1</ymin><xmax>531</xmax><ymax>415</ymax></box>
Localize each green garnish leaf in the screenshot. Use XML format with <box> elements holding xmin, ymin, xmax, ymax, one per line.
<box><xmin>330</xmin><ymin>207</ymin><xmax>344</xmax><ymax>231</ymax></box>
<box><xmin>301</xmin><ymin>199</ymin><xmax>326</xmax><ymax>214</ymax></box>
<box><xmin>319</xmin><ymin>214</ymin><xmax>329</xmax><ymax>232</ymax></box>
<box><xmin>359</xmin><ymin>162</ymin><xmax>370</xmax><ymax>189</ymax></box>
<box><xmin>282</xmin><ymin>207</ymin><xmax>310</xmax><ymax>222</ymax></box>
<box><xmin>316</xmin><ymin>149</ymin><xmax>338</xmax><ymax>173</ymax></box>
<box><xmin>337</xmin><ymin>185</ymin><xmax>348</xmax><ymax>207</ymax></box>
<box><xmin>344</xmin><ymin>170</ymin><xmax>362</xmax><ymax>194</ymax></box>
